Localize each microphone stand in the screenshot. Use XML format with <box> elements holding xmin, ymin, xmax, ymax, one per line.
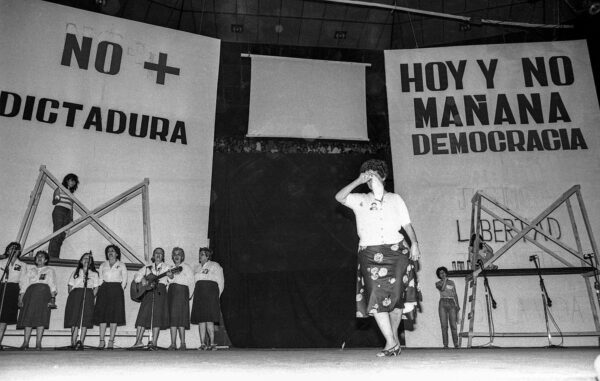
<box><xmin>131</xmin><ymin>265</ymin><xmax>164</xmax><ymax>351</ymax></box>
<box><xmin>477</xmin><ymin>259</ymin><xmax>498</xmax><ymax>348</ymax></box>
<box><xmin>530</xmin><ymin>255</ymin><xmax>562</xmax><ymax>348</ymax></box>
<box><xmin>73</xmin><ymin>269</ymin><xmax>90</xmax><ymax>350</ymax></box>
<box><xmin>0</xmin><ymin>249</ymin><xmax>18</xmax><ymax>349</ymax></box>
<box><xmin>56</xmin><ymin>266</ymin><xmax>94</xmax><ymax>351</ymax></box>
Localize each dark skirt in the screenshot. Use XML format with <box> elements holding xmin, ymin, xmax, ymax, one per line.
<box><xmin>93</xmin><ymin>282</ymin><xmax>126</xmax><ymax>326</ymax></box>
<box><xmin>168</xmin><ymin>283</ymin><xmax>190</xmax><ymax>328</ymax></box>
<box><xmin>64</xmin><ymin>288</ymin><xmax>95</xmax><ymax>328</ymax></box>
<box><xmin>0</xmin><ymin>282</ymin><xmax>20</xmax><ymax>324</ymax></box>
<box><xmin>17</xmin><ymin>284</ymin><xmax>52</xmax><ymax>328</ymax></box>
<box><xmin>191</xmin><ymin>280</ymin><xmax>221</xmax><ymax>324</ymax></box>
<box><xmin>356</xmin><ymin>240</ymin><xmax>413</xmax><ymax>317</ymax></box>
<box><xmin>135</xmin><ymin>283</ymin><xmax>169</xmax><ymax>329</ymax></box>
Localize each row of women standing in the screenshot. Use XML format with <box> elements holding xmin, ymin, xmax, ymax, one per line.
<box><xmin>0</xmin><ymin>242</ymin><xmax>224</xmax><ymax>350</ymax></box>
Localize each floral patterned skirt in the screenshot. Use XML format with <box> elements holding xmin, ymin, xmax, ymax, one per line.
<box><xmin>356</xmin><ymin>241</ymin><xmax>417</xmax><ymax>317</ymax></box>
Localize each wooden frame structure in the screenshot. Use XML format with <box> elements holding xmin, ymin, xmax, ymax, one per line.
<box><xmin>16</xmin><ymin>165</ymin><xmax>150</xmax><ymax>264</ymax></box>
<box><xmin>458</xmin><ymin>185</ymin><xmax>600</xmax><ymax>347</ymax></box>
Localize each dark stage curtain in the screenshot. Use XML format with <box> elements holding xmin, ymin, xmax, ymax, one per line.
<box><xmin>210</xmin><ymin>153</ymin><xmax>388</xmax><ymax>348</ymax></box>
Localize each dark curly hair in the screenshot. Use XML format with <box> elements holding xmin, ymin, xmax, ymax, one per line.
<box><xmin>436</xmin><ymin>266</ymin><xmax>449</xmax><ymax>279</ymax></box>
<box><xmin>35</xmin><ymin>250</ymin><xmax>50</xmax><ymax>266</ymax></box>
<box><xmin>62</xmin><ymin>173</ymin><xmax>79</xmax><ymax>193</ymax></box>
<box><xmin>104</xmin><ymin>244</ymin><xmax>121</xmax><ymax>260</ymax></box>
<box><xmin>359</xmin><ymin>159</ymin><xmax>388</xmax><ymax>180</ymax></box>
<box><xmin>4</xmin><ymin>242</ymin><xmax>21</xmax><ymax>256</ymax></box>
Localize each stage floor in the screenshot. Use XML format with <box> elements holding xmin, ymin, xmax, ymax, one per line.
<box><xmin>0</xmin><ymin>347</ymin><xmax>598</xmax><ymax>381</ymax></box>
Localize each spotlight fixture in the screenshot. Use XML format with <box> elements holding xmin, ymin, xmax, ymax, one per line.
<box><xmin>231</xmin><ymin>24</ymin><xmax>243</xmax><ymax>33</ymax></box>
<box><xmin>334</xmin><ymin>31</ymin><xmax>347</xmax><ymax>39</ymax></box>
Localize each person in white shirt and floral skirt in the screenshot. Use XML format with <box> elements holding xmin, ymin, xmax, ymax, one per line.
<box><xmin>335</xmin><ymin>159</ymin><xmax>421</xmax><ymax>357</ymax></box>
<box><xmin>166</xmin><ymin>247</ymin><xmax>194</xmax><ymax>350</ymax></box>
<box><xmin>0</xmin><ymin>242</ymin><xmax>27</xmax><ymax>350</ymax></box>
<box><xmin>191</xmin><ymin>247</ymin><xmax>224</xmax><ymax>350</ymax></box>
<box><xmin>64</xmin><ymin>251</ymin><xmax>99</xmax><ymax>349</ymax></box>
<box><xmin>17</xmin><ymin>250</ymin><xmax>57</xmax><ymax>350</ymax></box>
<box><xmin>93</xmin><ymin>245</ymin><xmax>128</xmax><ymax>349</ymax></box>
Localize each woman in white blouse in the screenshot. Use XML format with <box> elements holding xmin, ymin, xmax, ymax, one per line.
<box><xmin>0</xmin><ymin>242</ymin><xmax>27</xmax><ymax>349</ymax></box>
<box><xmin>93</xmin><ymin>245</ymin><xmax>128</xmax><ymax>350</ymax></box>
<box><xmin>191</xmin><ymin>247</ymin><xmax>224</xmax><ymax>350</ymax></box>
<box><xmin>17</xmin><ymin>250</ymin><xmax>57</xmax><ymax>350</ymax></box>
<box><xmin>167</xmin><ymin>247</ymin><xmax>194</xmax><ymax>350</ymax></box>
<box><xmin>64</xmin><ymin>252</ymin><xmax>99</xmax><ymax>349</ymax></box>
<box><xmin>335</xmin><ymin>159</ymin><xmax>421</xmax><ymax>357</ymax></box>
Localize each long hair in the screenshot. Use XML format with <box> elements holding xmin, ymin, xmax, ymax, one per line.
<box><xmin>62</xmin><ymin>173</ymin><xmax>79</xmax><ymax>193</ymax></box>
<box><xmin>73</xmin><ymin>251</ymin><xmax>98</xmax><ymax>279</ymax></box>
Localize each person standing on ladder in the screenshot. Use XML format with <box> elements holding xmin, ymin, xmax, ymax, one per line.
<box><xmin>48</xmin><ymin>173</ymin><xmax>79</xmax><ymax>259</ymax></box>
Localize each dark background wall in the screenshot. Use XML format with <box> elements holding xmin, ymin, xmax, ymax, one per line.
<box><xmin>209</xmin><ymin>27</ymin><xmax>599</xmax><ymax>347</ymax></box>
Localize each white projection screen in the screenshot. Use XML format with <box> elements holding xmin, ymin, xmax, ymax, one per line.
<box><xmin>247</xmin><ymin>54</ymin><xmax>369</xmax><ymax>141</ymax></box>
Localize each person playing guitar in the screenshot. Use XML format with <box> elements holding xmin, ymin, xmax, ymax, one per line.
<box><xmin>131</xmin><ymin>248</ymin><xmax>181</xmax><ymax>349</ymax></box>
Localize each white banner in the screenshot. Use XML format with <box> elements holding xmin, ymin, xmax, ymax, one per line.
<box><xmin>247</xmin><ymin>54</ymin><xmax>369</xmax><ymax>141</ymax></box>
<box><xmin>385</xmin><ymin>40</ymin><xmax>600</xmax><ymax>347</ymax></box>
<box><xmin>0</xmin><ymin>0</ymin><xmax>220</xmax><ymax>258</ymax></box>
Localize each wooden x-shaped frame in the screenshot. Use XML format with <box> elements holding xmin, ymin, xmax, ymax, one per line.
<box><xmin>470</xmin><ymin>185</ymin><xmax>599</xmax><ymax>277</ymax></box>
<box><xmin>16</xmin><ymin>165</ymin><xmax>150</xmax><ymax>264</ymax></box>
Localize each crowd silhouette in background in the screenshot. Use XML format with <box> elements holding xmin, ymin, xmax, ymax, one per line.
<box><xmin>214</xmin><ymin>137</ymin><xmax>391</xmax><ymax>156</ymax></box>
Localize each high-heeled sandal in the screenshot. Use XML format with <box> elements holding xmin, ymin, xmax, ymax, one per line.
<box><xmin>179</xmin><ymin>343</ymin><xmax>186</xmax><ymax>351</ymax></box>
<box><xmin>198</xmin><ymin>343</ymin><xmax>207</xmax><ymax>350</ymax></box>
<box><xmin>97</xmin><ymin>340</ymin><xmax>105</xmax><ymax>350</ymax></box>
<box><xmin>376</xmin><ymin>344</ymin><xmax>400</xmax><ymax>357</ymax></box>
<box><xmin>107</xmin><ymin>340</ymin><xmax>114</xmax><ymax>350</ymax></box>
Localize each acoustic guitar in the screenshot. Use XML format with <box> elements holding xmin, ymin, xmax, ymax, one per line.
<box><xmin>130</xmin><ymin>266</ymin><xmax>182</xmax><ymax>302</ymax></box>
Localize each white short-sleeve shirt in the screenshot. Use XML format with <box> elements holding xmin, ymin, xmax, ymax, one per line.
<box><xmin>342</xmin><ymin>192</ymin><xmax>411</xmax><ymax>247</ymax></box>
